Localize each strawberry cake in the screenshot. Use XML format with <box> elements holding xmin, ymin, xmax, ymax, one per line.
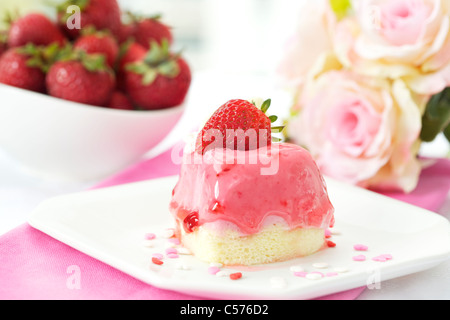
<box><xmin>169</xmin><ymin>99</ymin><xmax>335</xmax><ymax>265</ymax></box>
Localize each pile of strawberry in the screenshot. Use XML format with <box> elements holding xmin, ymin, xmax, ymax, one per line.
<box><xmin>0</xmin><ymin>0</ymin><xmax>191</xmax><ymax>111</ymax></box>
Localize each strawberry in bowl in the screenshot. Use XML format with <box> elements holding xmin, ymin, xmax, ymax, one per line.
<box><xmin>73</xmin><ymin>28</ymin><xmax>119</xmax><ymax>69</ymax></box>
<box><xmin>0</xmin><ymin>45</ymin><xmax>48</xmax><ymax>93</ymax></box>
<box><xmin>118</xmin><ymin>12</ymin><xmax>173</xmax><ymax>48</ymax></box>
<box><xmin>7</xmin><ymin>12</ymin><xmax>66</xmax><ymax>48</ymax></box>
<box><xmin>57</xmin><ymin>0</ymin><xmax>122</xmax><ymax>40</ymax></box>
<box><xmin>124</xmin><ymin>40</ymin><xmax>192</xmax><ymax>110</ymax></box>
<box><xmin>46</xmin><ymin>50</ymin><xmax>116</xmax><ymax>107</ymax></box>
<box><xmin>0</xmin><ymin>1</ymin><xmax>191</xmax><ymax>112</ymax></box>
<box><xmin>0</xmin><ymin>2</ymin><xmax>191</xmax><ymax>181</ymax></box>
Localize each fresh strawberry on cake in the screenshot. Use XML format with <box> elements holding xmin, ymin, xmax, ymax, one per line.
<box><xmin>169</xmin><ymin>99</ymin><xmax>335</xmax><ymax>266</ymax></box>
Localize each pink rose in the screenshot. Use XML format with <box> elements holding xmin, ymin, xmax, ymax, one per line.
<box><xmin>335</xmin><ymin>0</ymin><xmax>450</xmax><ymax>95</ymax></box>
<box><xmin>288</xmin><ymin>70</ymin><xmax>422</xmax><ymax>192</ymax></box>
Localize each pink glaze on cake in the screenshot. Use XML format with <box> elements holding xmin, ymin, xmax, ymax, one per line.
<box><xmin>170</xmin><ymin>143</ymin><xmax>335</xmax><ymax>236</ymax></box>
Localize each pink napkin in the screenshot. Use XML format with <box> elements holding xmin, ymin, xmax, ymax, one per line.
<box><xmin>0</xmin><ymin>147</ymin><xmax>449</xmax><ymax>300</ymax></box>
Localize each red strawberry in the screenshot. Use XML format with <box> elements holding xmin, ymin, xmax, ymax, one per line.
<box><xmin>117</xmin><ymin>22</ymin><xmax>137</xmax><ymax>45</ymax></box>
<box><xmin>124</xmin><ymin>40</ymin><xmax>191</xmax><ymax>110</ymax></box>
<box><xmin>74</xmin><ymin>29</ymin><xmax>119</xmax><ymax>68</ymax></box>
<box><xmin>106</xmin><ymin>91</ymin><xmax>134</xmax><ymax>110</ymax></box>
<box><xmin>7</xmin><ymin>13</ymin><xmax>66</xmax><ymax>48</ymax></box>
<box><xmin>133</xmin><ymin>16</ymin><xmax>173</xmax><ymax>49</ymax></box>
<box><xmin>115</xmin><ymin>41</ymin><xmax>146</xmax><ymax>90</ymax></box>
<box><xmin>196</xmin><ymin>99</ymin><xmax>282</xmax><ymax>154</ymax></box>
<box><xmin>57</xmin><ymin>0</ymin><xmax>121</xmax><ymax>40</ymax></box>
<box><xmin>120</xmin><ymin>12</ymin><xmax>173</xmax><ymax>48</ymax></box>
<box><xmin>46</xmin><ymin>52</ymin><xmax>115</xmax><ymax>106</ymax></box>
<box><xmin>117</xmin><ymin>42</ymin><xmax>147</xmax><ymax>71</ymax></box>
<box><xmin>0</xmin><ymin>46</ymin><xmax>48</xmax><ymax>93</ymax></box>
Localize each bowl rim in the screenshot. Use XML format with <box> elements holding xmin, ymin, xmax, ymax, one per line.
<box><xmin>0</xmin><ymin>83</ymin><xmax>187</xmax><ymax>117</ymax></box>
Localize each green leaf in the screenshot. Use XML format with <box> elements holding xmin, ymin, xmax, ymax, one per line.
<box><xmin>260</xmin><ymin>99</ymin><xmax>271</xmax><ymax>114</ymax></box>
<box><xmin>144</xmin><ymin>42</ymin><xmax>163</xmax><ymax>64</ymax></box>
<box><xmin>122</xmin><ymin>10</ymin><xmax>163</xmax><ymax>24</ymax></box>
<box><xmin>80</xmin><ymin>52</ymin><xmax>108</xmax><ymax>72</ymax></box>
<box><xmin>329</xmin><ymin>0</ymin><xmax>352</xmax><ymax>20</ymax></box>
<box><xmin>420</xmin><ymin>87</ymin><xmax>450</xmax><ymax>142</ymax></box>
<box><xmin>272</xmin><ymin>137</ymin><xmax>283</xmax><ymax>142</ymax></box>
<box><xmin>55</xmin><ymin>43</ymin><xmax>76</xmax><ymax>62</ymax></box>
<box><xmin>17</xmin><ymin>43</ymin><xmax>40</xmax><ymax>56</ymax></box>
<box><xmin>157</xmin><ymin>60</ymin><xmax>180</xmax><ymax>78</ymax></box>
<box><xmin>3</xmin><ymin>9</ymin><xmax>19</xmax><ymax>26</ymax></box>
<box><xmin>25</xmin><ymin>56</ymin><xmax>43</xmax><ymax>68</ymax></box>
<box><xmin>444</xmin><ymin>123</ymin><xmax>450</xmax><ymax>143</ymax></box>
<box><xmin>160</xmin><ymin>38</ymin><xmax>170</xmax><ymax>55</ymax></box>
<box><xmin>126</xmin><ymin>62</ymin><xmax>146</xmax><ymax>73</ymax></box>
<box><xmin>144</xmin><ymin>39</ymin><xmax>171</xmax><ymax>65</ymax></box>
<box><xmin>142</xmin><ymin>69</ymin><xmax>158</xmax><ymax>85</ymax></box>
<box><xmin>271</xmin><ymin>126</ymin><xmax>285</xmax><ymax>133</ymax></box>
<box><xmin>41</xmin><ymin>43</ymin><xmax>61</xmax><ymax>62</ymax></box>
<box><xmin>0</xmin><ymin>30</ymin><xmax>7</xmax><ymax>44</ymax></box>
<box><xmin>19</xmin><ymin>44</ymin><xmax>53</xmax><ymax>73</ymax></box>
<box><xmin>56</xmin><ymin>0</ymin><xmax>89</xmax><ymax>12</ymax></box>
<box><xmin>268</xmin><ymin>115</ymin><xmax>278</xmax><ymax>123</ymax></box>
<box><xmin>126</xmin><ymin>62</ymin><xmax>159</xmax><ymax>85</ymax></box>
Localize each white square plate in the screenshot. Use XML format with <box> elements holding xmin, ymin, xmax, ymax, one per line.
<box><xmin>28</xmin><ymin>175</ymin><xmax>450</xmax><ymax>300</ymax></box>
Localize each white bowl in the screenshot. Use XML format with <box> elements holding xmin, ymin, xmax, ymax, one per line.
<box><xmin>0</xmin><ymin>84</ymin><xmax>185</xmax><ymax>182</ymax></box>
